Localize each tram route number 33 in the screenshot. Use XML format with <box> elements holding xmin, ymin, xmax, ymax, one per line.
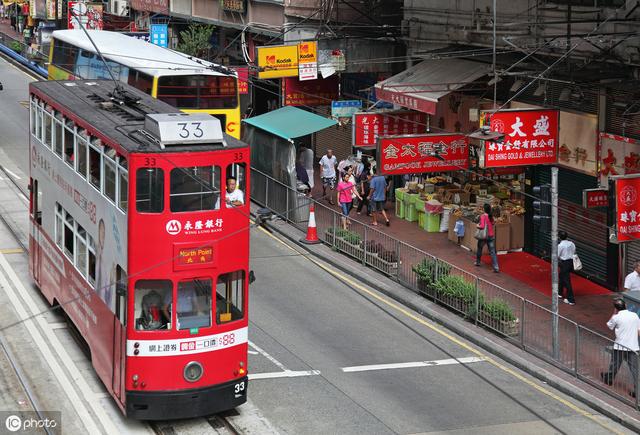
<box><xmin>178</xmin><ymin>122</ymin><xmax>204</xmax><ymax>139</ymax></box>
<box><xmin>234</xmin><ymin>381</ymin><xmax>246</xmax><ymax>396</ymax></box>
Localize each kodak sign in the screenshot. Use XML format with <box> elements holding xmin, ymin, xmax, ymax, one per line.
<box><xmin>257</xmin><ymin>44</ymin><xmax>299</xmax><ymax>79</ymax></box>
<box><xmin>298</xmin><ymin>41</ymin><xmax>318</xmax><ymax>81</ymax></box>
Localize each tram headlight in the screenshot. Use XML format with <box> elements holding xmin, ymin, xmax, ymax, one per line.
<box><xmin>184</xmin><ymin>361</ymin><xmax>204</xmax><ymax>383</ymax></box>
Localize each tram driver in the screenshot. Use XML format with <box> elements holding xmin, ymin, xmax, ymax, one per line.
<box><xmin>215</xmin><ymin>177</ymin><xmax>244</xmax><ymax>208</ymax></box>
<box><xmin>162</xmin><ymin>283</ymin><xmax>204</xmax><ymax>329</ymax></box>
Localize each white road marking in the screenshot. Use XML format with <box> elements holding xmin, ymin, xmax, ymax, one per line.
<box><xmin>48</xmin><ymin>322</ymin><xmax>68</xmax><ymax>330</ymax></box>
<box><xmin>248</xmin><ymin>350</ymin><xmax>259</xmax><ymax>355</ymax></box>
<box><xmin>3</xmin><ymin>167</ymin><xmax>21</xmax><ymax>179</ymax></box>
<box><xmin>249</xmin><ymin>370</ymin><xmax>321</xmax><ymax>380</ymax></box>
<box><xmin>342</xmin><ymin>356</ymin><xmax>486</xmax><ymax>373</ymax></box>
<box><xmin>0</xmin><ymin>252</ymin><xmax>119</xmax><ymax>434</ymax></box>
<box><xmin>248</xmin><ymin>340</ymin><xmax>288</xmax><ymax>371</ymax></box>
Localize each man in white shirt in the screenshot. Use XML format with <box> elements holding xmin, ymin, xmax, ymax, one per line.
<box><xmin>215</xmin><ymin>177</ymin><xmax>244</xmax><ymax>209</ymax></box>
<box><xmin>557</xmin><ymin>231</ymin><xmax>576</xmax><ymax>305</ymax></box>
<box><xmin>601</xmin><ymin>299</ymin><xmax>640</xmax><ymax>397</ymax></box>
<box><xmin>319</xmin><ymin>149</ymin><xmax>337</xmax><ymax>204</ymax></box>
<box><xmin>624</xmin><ymin>261</ymin><xmax>640</xmax><ymax>292</ymax></box>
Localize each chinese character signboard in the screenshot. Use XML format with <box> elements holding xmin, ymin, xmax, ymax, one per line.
<box><xmin>46</xmin><ymin>0</ymin><xmax>56</xmax><ymax>19</ymax></box>
<box><xmin>583</xmin><ymin>188</ymin><xmax>609</xmax><ymax>208</ymax></box>
<box><xmin>600</xmin><ymin>133</ymin><xmax>640</xmax><ymax>186</ymax></box>
<box><xmin>615</xmin><ymin>176</ymin><xmax>640</xmax><ymax>242</ymax></box>
<box><xmin>234</xmin><ymin>67</ymin><xmax>249</xmax><ymax>94</ymax></box>
<box><xmin>331</xmin><ymin>100</ymin><xmax>362</xmax><ymax>118</ymax></box>
<box><xmin>130</xmin><ymin>0</ymin><xmax>169</xmax><ymax>14</ymax></box>
<box><xmin>283</xmin><ymin>76</ymin><xmax>339</xmax><ymax>106</ymax></box>
<box><xmin>298</xmin><ymin>41</ymin><xmax>317</xmax><ymax>81</ymax></box>
<box><xmin>257</xmin><ymin>45</ymin><xmax>298</xmax><ymax>79</ymax></box>
<box><xmin>221</xmin><ymin>0</ymin><xmax>246</xmax><ymax>13</ymax></box>
<box><xmin>483</xmin><ymin>109</ymin><xmax>558</xmax><ymax>168</ymax></box>
<box><xmin>150</xmin><ymin>24</ymin><xmax>168</xmax><ymax>47</ymax></box>
<box><xmin>68</xmin><ymin>2</ymin><xmax>103</xmax><ymax>30</ymax></box>
<box><xmin>377</xmin><ymin>134</ymin><xmax>469</xmax><ymax>175</ymax></box>
<box><xmin>353</xmin><ymin>111</ymin><xmax>427</xmax><ymax>148</ymax></box>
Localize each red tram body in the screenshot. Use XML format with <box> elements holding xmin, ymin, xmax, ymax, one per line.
<box><xmin>27</xmin><ymin>80</ymin><xmax>250</xmax><ymax>420</ymax></box>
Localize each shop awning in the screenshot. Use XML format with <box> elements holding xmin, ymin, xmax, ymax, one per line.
<box><xmin>243</xmin><ymin>106</ymin><xmax>337</xmax><ymax>140</ymax></box>
<box><xmin>375</xmin><ymin>59</ymin><xmax>490</xmax><ymax>115</ymax></box>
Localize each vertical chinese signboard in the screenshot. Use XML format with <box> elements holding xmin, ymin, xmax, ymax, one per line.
<box><xmin>234</xmin><ymin>67</ymin><xmax>249</xmax><ymax>94</ymax></box>
<box><xmin>482</xmin><ymin>109</ymin><xmax>558</xmax><ymax>167</ymax></box>
<box><xmin>298</xmin><ymin>41</ymin><xmax>317</xmax><ymax>81</ymax></box>
<box><xmin>615</xmin><ymin>175</ymin><xmax>640</xmax><ymax>242</ymax></box>
<box><xmin>353</xmin><ymin>111</ymin><xmax>427</xmax><ymax>148</ymax></box>
<box><xmin>377</xmin><ymin>134</ymin><xmax>469</xmax><ymax>175</ymax></box>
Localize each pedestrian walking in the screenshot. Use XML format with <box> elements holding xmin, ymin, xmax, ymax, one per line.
<box><xmin>357</xmin><ymin>171</ymin><xmax>372</xmax><ymax>217</ymax></box>
<box><xmin>474</xmin><ymin>203</ymin><xmax>499</xmax><ymax>273</ymax></box>
<box><xmin>319</xmin><ymin>149</ymin><xmax>337</xmax><ymax>204</ymax></box>
<box><xmin>601</xmin><ymin>299</ymin><xmax>640</xmax><ymax>397</ymax></box>
<box><xmin>558</xmin><ymin>230</ymin><xmax>576</xmax><ymax>305</ymax></box>
<box><xmin>336</xmin><ymin>172</ymin><xmax>361</xmax><ymax>230</ymax></box>
<box><xmin>368</xmin><ymin>167</ymin><xmax>390</xmax><ymax>227</ymax></box>
<box><xmin>624</xmin><ymin>261</ymin><xmax>640</xmax><ymax>292</ymax></box>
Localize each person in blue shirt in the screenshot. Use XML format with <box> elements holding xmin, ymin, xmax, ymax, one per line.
<box><xmin>368</xmin><ymin>167</ymin><xmax>390</xmax><ymax>226</ymax></box>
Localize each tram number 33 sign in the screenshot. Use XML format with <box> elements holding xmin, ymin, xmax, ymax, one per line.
<box><xmin>616</xmin><ymin>176</ymin><xmax>640</xmax><ymax>242</ymax></box>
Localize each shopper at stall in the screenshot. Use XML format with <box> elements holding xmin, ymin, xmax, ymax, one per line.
<box><xmin>558</xmin><ymin>231</ymin><xmax>576</xmax><ymax>305</ymax></box>
<box><xmin>319</xmin><ymin>149</ymin><xmax>337</xmax><ymax>204</ymax></box>
<box><xmin>369</xmin><ymin>168</ymin><xmax>390</xmax><ymax>227</ymax></box>
<box><xmin>337</xmin><ymin>172</ymin><xmax>362</xmax><ymax>230</ymax></box>
<box><xmin>474</xmin><ymin>203</ymin><xmax>499</xmax><ymax>273</ymax></box>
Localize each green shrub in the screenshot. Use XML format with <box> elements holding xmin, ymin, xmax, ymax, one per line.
<box><xmin>327</xmin><ymin>227</ymin><xmax>349</xmax><ymax>238</ymax></box>
<box><xmin>10</xmin><ymin>41</ymin><xmax>22</xmax><ymax>53</ymax></box>
<box><xmin>343</xmin><ymin>231</ymin><xmax>361</xmax><ymax>245</ymax></box>
<box><xmin>433</xmin><ymin>275</ymin><xmax>483</xmax><ymax>317</ymax></box>
<box><xmin>412</xmin><ymin>257</ymin><xmax>451</xmax><ymax>288</ymax></box>
<box><xmin>482</xmin><ymin>299</ymin><xmax>516</xmax><ymax>322</ymax></box>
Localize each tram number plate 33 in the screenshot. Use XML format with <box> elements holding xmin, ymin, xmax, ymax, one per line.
<box><xmin>234</xmin><ymin>381</ymin><xmax>246</xmax><ymax>397</ymax></box>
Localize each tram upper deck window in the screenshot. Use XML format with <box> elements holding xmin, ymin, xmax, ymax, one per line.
<box><xmin>103</xmin><ymin>146</ymin><xmax>117</xmax><ymax>202</ymax></box>
<box><xmin>52</xmin><ymin>39</ymin><xmax>78</xmax><ymax>73</ymax></box>
<box><xmin>43</xmin><ymin>106</ymin><xmax>52</xmax><ymax>148</ymax></box>
<box><xmin>136</xmin><ymin>168</ymin><xmax>164</xmax><ymax>213</ymax></box>
<box><xmin>89</xmin><ymin>140</ymin><xmax>101</xmax><ymax>190</ymax></box>
<box><xmin>216</xmin><ymin>271</ymin><xmax>244</xmax><ymax>324</ymax></box>
<box><xmin>176</xmin><ymin>278</ymin><xmax>212</xmax><ymax>330</ymax></box>
<box><xmin>170</xmin><ymin>166</ymin><xmax>220</xmax><ymax>212</ymax></box>
<box><xmin>118</xmin><ymin>157</ymin><xmax>128</xmax><ymax>212</ymax></box>
<box><xmin>76</xmin><ymin>132</ymin><xmax>88</xmax><ymax>179</ymax></box>
<box><xmin>53</xmin><ymin>113</ymin><xmax>63</xmax><ymax>157</ymax></box>
<box><xmin>64</xmin><ymin>120</ymin><xmax>75</xmax><ymax>167</ymax></box>
<box><xmin>135</xmin><ymin>280</ymin><xmax>172</xmax><ymax>331</ymax></box>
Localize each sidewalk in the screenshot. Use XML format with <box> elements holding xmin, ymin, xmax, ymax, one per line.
<box><xmin>310</xmin><ymin>177</ymin><xmax>615</xmax><ymax>337</ymax></box>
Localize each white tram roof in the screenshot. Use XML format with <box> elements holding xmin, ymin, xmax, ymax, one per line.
<box><xmin>52</xmin><ymin>30</ymin><xmax>234</xmax><ymax>79</ymax></box>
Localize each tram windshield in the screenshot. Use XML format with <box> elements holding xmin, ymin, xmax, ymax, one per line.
<box><xmin>176</xmin><ymin>278</ymin><xmax>212</xmax><ymax>330</ymax></box>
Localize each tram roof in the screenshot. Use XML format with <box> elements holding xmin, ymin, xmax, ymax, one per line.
<box><xmin>29</xmin><ymin>80</ymin><xmax>245</xmax><ymax>153</ymax></box>
<box><xmin>51</xmin><ymin>30</ymin><xmax>234</xmax><ymax>78</ymax></box>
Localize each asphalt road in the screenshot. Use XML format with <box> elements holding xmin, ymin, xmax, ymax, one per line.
<box><xmin>0</xmin><ymin>54</ymin><xmax>633</xmax><ymax>434</ymax></box>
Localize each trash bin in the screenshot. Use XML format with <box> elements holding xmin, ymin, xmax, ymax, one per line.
<box><xmin>404</xmin><ymin>192</ymin><xmax>419</xmax><ymax>222</ymax></box>
<box><xmin>395</xmin><ymin>188</ymin><xmax>406</xmax><ymax>219</ymax></box>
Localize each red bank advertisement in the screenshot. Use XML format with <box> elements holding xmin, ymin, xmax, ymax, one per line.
<box><xmin>483</xmin><ymin>109</ymin><xmax>558</xmax><ymax>168</ymax></box>
<box><xmin>377</xmin><ymin>134</ymin><xmax>469</xmax><ymax>175</ymax></box>
<box><xmin>353</xmin><ymin>111</ymin><xmax>427</xmax><ymax>148</ymax></box>
<box><xmin>616</xmin><ymin>176</ymin><xmax>640</xmax><ymax>242</ymax></box>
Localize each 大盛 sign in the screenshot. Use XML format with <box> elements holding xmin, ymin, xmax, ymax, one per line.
<box><xmin>353</xmin><ymin>111</ymin><xmax>426</xmax><ymax>148</ymax></box>
<box><xmin>484</xmin><ymin>109</ymin><xmax>558</xmax><ymax>168</ymax></box>
<box><xmin>378</xmin><ymin>134</ymin><xmax>468</xmax><ymax>175</ymax></box>
<box><xmin>616</xmin><ymin>176</ymin><xmax>640</xmax><ymax>242</ymax></box>
<box><xmin>583</xmin><ymin>188</ymin><xmax>608</xmax><ymax>208</ymax></box>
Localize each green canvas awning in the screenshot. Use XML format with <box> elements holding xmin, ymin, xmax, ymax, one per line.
<box><xmin>243</xmin><ymin>106</ymin><xmax>337</xmax><ymax>140</ymax></box>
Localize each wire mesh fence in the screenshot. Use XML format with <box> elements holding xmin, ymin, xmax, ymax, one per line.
<box><xmin>251</xmin><ymin>167</ymin><xmax>638</xmax><ymax>408</ymax></box>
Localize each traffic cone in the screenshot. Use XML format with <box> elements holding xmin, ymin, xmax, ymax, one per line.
<box><xmin>300</xmin><ymin>203</ymin><xmax>322</xmax><ymax>244</ymax></box>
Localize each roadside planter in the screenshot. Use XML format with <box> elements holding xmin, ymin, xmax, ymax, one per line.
<box><xmin>325</xmin><ymin>227</ymin><xmax>364</xmax><ymax>261</ymax></box>
<box><xmin>478</xmin><ymin>299</ymin><xmax>520</xmax><ymax>336</ymax></box>
<box><xmin>412</xmin><ymin>257</ymin><xmax>451</xmax><ymax>297</ymax></box>
<box><xmin>432</xmin><ymin>275</ymin><xmax>483</xmax><ymax>318</ymax></box>
<box><xmin>363</xmin><ymin>241</ymin><xmax>398</xmax><ymax>276</ymax></box>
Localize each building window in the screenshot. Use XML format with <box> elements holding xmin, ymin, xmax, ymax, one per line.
<box><xmin>136</xmin><ymin>167</ymin><xmax>164</xmax><ymax>213</ymax></box>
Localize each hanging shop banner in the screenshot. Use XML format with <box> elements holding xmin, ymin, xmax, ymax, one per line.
<box><xmin>282</xmin><ymin>76</ymin><xmax>339</xmax><ymax>106</ymax></box>
<box><xmin>353</xmin><ymin>111</ymin><xmax>427</xmax><ymax>148</ymax></box>
<box><xmin>45</xmin><ymin>0</ymin><xmax>56</xmax><ymax>19</ymax></box>
<box><xmin>68</xmin><ymin>2</ymin><xmax>103</xmax><ymax>30</ymax></box>
<box><xmin>257</xmin><ymin>44</ymin><xmax>299</xmax><ymax>79</ymax></box>
<box><xmin>599</xmin><ymin>133</ymin><xmax>640</xmax><ymax>186</ymax></box>
<box><xmin>234</xmin><ymin>67</ymin><xmax>249</xmax><ymax>94</ymax></box>
<box><xmin>583</xmin><ymin>188</ymin><xmax>609</xmax><ymax>208</ymax></box>
<box><xmin>615</xmin><ymin>175</ymin><xmax>640</xmax><ymax>242</ymax></box>
<box><xmin>331</xmin><ymin>100</ymin><xmax>362</xmax><ymax>118</ymax></box>
<box><xmin>377</xmin><ymin>134</ymin><xmax>469</xmax><ymax>175</ymax></box>
<box><xmin>557</xmin><ymin>111</ymin><xmax>598</xmax><ymax>176</ymax></box>
<box><xmin>482</xmin><ymin>109</ymin><xmax>558</xmax><ymax>168</ymax></box>
<box><xmin>298</xmin><ymin>41</ymin><xmax>318</xmax><ymax>81</ymax></box>
<box><xmin>130</xmin><ymin>0</ymin><xmax>169</xmax><ymax>14</ymax></box>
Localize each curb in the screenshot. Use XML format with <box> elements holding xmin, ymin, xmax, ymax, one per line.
<box><xmin>259</xmin><ymin>214</ymin><xmax>640</xmax><ymax>433</ymax></box>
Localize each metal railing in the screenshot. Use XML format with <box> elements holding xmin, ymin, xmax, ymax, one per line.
<box><xmin>0</xmin><ymin>31</ymin><xmax>48</xmax><ymax>77</ymax></box>
<box><xmin>251</xmin><ymin>167</ymin><xmax>640</xmax><ymax>408</ymax></box>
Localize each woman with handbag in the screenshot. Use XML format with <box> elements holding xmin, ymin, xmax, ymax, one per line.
<box><xmin>474</xmin><ymin>203</ymin><xmax>499</xmax><ymax>273</ymax></box>
<box><xmin>558</xmin><ymin>230</ymin><xmax>577</xmax><ymax>305</ymax></box>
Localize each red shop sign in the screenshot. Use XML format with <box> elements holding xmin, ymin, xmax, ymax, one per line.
<box><xmin>483</xmin><ymin>109</ymin><xmax>558</xmax><ymax>168</ymax></box>
<box><xmin>377</xmin><ymin>134</ymin><xmax>469</xmax><ymax>175</ymax></box>
<box><xmin>283</xmin><ymin>76</ymin><xmax>339</xmax><ymax>106</ymax></box>
<box><xmin>353</xmin><ymin>111</ymin><xmax>427</xmax><ymax>148</ymax></box>
<box><xmin>582</xmin><ymin>188</ymin><xmax>609</xmax><ymax>208</ymax></box>
<box><xmin>615</xmin><ymin>176</ymin><xmax>640</xmax><ymax>242</ymax></box>
<box><xmin>233</xmin><ymin>67</ymin><xmax>249</xmax><ymax>94</ymax></box>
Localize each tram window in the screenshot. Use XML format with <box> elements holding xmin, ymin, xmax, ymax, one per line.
<box><xmin>53</xmin><ymin>114</ymin><xmax>63</xmax><ymax>157</ymax></box>
<box><xmin>30</xmin><ymin>98</ymin><xmax>36</xmax><ymax>136</ymax></box>
<box><xmin>216</xmin><ymin>271</ymin><xmax>244</xmax><ymax>324</ymax></box>
<box><xmin>115</xmin><ymin>266</ymin><xmax>127</xmax><ymax>325</ymax></box>
<box><xmin>170</xmin><ymin>166</ymin><xmax>220</xmax><ymax>212</ymax></box>
<box><xmin>223</xmin><ymin>163</ymin><xmax>246</xmax><ymax>208</ymax></box>
<box><xmin>128</xmin><ymin>71</ymin><xmax>153</xmax><ymax>95</ymax></box>
<box><xmin>36</xmin><ymin>103</ymin><xmax>44</xmax><ymax>142</ymax></box>
<box><xmin>88</xmin><ymin>235</ymin><xmax>96</xmax><ymax>285</ymax></box>
<box><xmin>176</xmin><ymin>278</ymin><xmax>212</xmax><ymax>330</ymax></box>
<box><xmin>44</xmin><ymin>109</ymin><xmax>52</xmax><ymax>148</ymax></box>
<box><xmin>55</xmin><ymin>203</ymin><xmax>63</xmax><ymax>248</ymax></box>
<box><xmin>64</xmin><ymin>121</ymin><xmax>75</xmax><ymax>167</ymax></box>
<box><xmin>76</xmin><ymin>135</ymin><xmax>87</xmax><ymax>179</ymax></box>
<box><xmin>103</xmin><ymin>157</ymin><xmax>117</xmax><ymax>202</ymax></box>
<box><xmin>89</xmin><ymin>143</ymin><xmax>101</xmax><ymax>190</ymax></box>
<box><xmin>75</xmin><ymin>224</ymin><xmax>87</xmax><ymax>277</ymax></box>
<box><xmin>64</xmin><ymin>211</ymin><xmax>74</xmax><ymax>260</ymax></box>
<box><xmin>118</xmin><ymin>167</ymin><xmax>128</xmax><ymax>212</ymax></box>
<box><xmin>136</xmin><ymin>168</ymin><xmax>164</xmax><ymax>213</ymax></box>
<box><xmin>135</xmin><ymin>280</ymin><xmax>172</xmax><ymax>331</ymax></box>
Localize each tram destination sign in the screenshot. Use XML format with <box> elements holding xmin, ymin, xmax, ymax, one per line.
<box><xmin>144</xmin><ymin>113</ymin><xmax>224</xmax><ymax>147</ymax></box>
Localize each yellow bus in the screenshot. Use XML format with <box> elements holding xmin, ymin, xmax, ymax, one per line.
<box><xmin>48</xmin><ymin>30</ymin><xmax>241</xmax><ymax>139</ymax></box>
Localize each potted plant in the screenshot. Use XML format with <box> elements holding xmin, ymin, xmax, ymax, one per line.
<box><xmin>479</xmin><ymin>299</ymin><xmax>520</xmax><ymax>336</ymax></box>
<box><xmin>433</xmin><ymin>275</ymin><xmax>483</xmax><ymax>317</ymax></box>
<box><xmin>412</xmin><ymin>258</ymin><xmax>451</xmax><ymax>296</ymax></box>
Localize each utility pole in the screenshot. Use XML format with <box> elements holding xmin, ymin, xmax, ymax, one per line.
<box><xmin>551</xmin><ymin>166</ymin><xmax>559</xmax><ymax>359</ymax></box>
<box><xmin>492</xmin><ymin>0</ymin><xmax>497</xmax><ymax>108</ymax></box>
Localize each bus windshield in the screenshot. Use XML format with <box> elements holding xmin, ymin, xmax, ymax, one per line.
<box><xmin>156</xmin><ymin>75</ymin><xmax>238</xmax><ymax>110</ymax></box>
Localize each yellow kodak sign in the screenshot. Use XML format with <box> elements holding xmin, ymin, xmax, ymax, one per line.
<box><xmin>257</xmin><ymin>45</ymin><xmax>299</xmax><ymax>79</ymax></box>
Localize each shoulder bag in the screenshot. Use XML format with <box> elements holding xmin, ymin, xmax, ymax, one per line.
<box><xmin>572</xmin><ymin>254</ymin><xmax>583</xmax><ymax>271</ymax></box>
<box><xmin>474</xmin><ymin>216</ymin><xmax>488</xmax><ymax>240</ymax></box>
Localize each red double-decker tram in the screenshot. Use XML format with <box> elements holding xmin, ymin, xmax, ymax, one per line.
<box><xmin>28</xmin><ymin>79</ymin><xmax>250</xmax><ymax>420</ymax></box>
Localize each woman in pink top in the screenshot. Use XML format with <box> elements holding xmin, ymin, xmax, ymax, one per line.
<box><xmin>336</xmin><ymin>172</ymin><xmax>362</xmax><ymax>229</ymax></box>
<box><xmin>475</xmin><ymin>203</ymin><xmax>499</xmax><ymax>272</ymax></box>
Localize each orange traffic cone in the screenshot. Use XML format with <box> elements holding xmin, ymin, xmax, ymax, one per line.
<box><xmin>300</xmin><ymin>203</ymin><xmax>321</xmax><ymax>244</ymax></box>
